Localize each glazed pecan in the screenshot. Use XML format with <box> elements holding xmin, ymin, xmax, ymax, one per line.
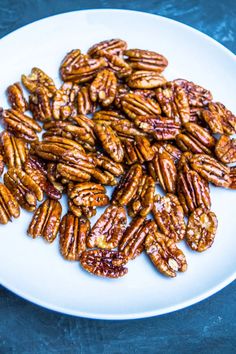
<box><xmin>156</xmin><ymin>83</ymin><xmax>190</xmax><ymax>124</ymax></box>
<box><xmin>69</xmin><ymin>203</ymin><xmax>96</xmax><ymax>219</ymax></box>
<box><xmin>90</xmin><ymin>69</ymin><xmax>117</xmax><ymax>106</ymax></box>
<box><xmin>0</xmin><ymin>155</ymin><xmax>4</xmax><ymax>176</ymax></box>
<box><xmin>121</xmin><ymin>93</ymin><xmax>161</xmax><ymax>120</ymax></box>
<box><xmin>111</xmin><ymin>119</ymin><xmax>147</xmax><ymax>140</ymax></box>
<box><xmin>91</xmin><ymin>152</ymin><xmax>124</xmax><ymax>186</ymax></box>
<box><xmin>1</xmin><ymin>131</ymin><xmax>28</xmax><ymax>169</ymax></box>
<box><xmin>174</xmin><ymin>79</ymin><xmax>213</xmax><ymax>107</ymax></box>
<box><xmin>27</xmin><ymin>199</ymin><xmax>62</xmax><ymax>242</ymax></box>
<box><xmin>0</xmin><ymin>182</ymin><xmax>20</xmax><ymax>224</ymax></box>
<box><xmin>29</xmin><ymin>86</ymin><xmax>52</xmax><ymax>122</ymax></box>
<box><xmin>7</xmin><ymin>82</ymin><xmax>28</xmax><ymax>112</ymax></box>
<box><xmin>47</xmin><ymin>162</ymin><xmax>65</xmax><ymax>193</ymax></box>
<box><xmin>120</xmin><ymin>218</ymin><xmax>155</xmax><ymax>260</ymax></box>
<box><xmin>94</xmin><ymin>124</ymin><xmax>124</xmax><ymax>163</ymax></box>
<box><xmin>127</xmin><ymin>71</ymin><xmax>166</xmax><ymax>89</ymax></box>
<box><xmin>112</xmin><ymin>164</ymin><xmax>143</xmax><ymax>206</ymax></box>
<box><xmin>152</xmin><ymin>142</ymin><xmax>182</xmax><ymax>164</ymax></box>
<box><xmin>56</xmin><ymin>157</ymin><xmax>95</xmax><ymax>183</ymax></box>
<box><xmin>102</xmin><ymin>52</ymin><xmax>132</xmax><ymax>78</ymax></box>
<box><xmin>87</xmin><ymin>205</ymin><xmax>126</xmax><ymax>249</ymax></box>
<box><xmin>176</xmin><ymin>122</ymin><xmax>215</xmax><ymax>155</ymax></box>
<box><xmin>202</xmin><ymin>102</ymin><xmax>236</xmax><ymax>135</ymax></box>
<box><xmin>114</xmin><ymin>83</ymin><xmax>130</xmax><ymax>108</ymax></box>
<box><xmin>68</xmin><ymin>182</ymin><xmax>109</xmax><ymax>208</ymax></box>
<box><xmin>124</xmin><ymin>49</ymin><xmax>168</xmax><ymax>72</ymax></box>
<box><xmin>21</xmin><ymin>67</ymin><xmax>56</xmax><ymax>97</ymax></box>
<box><xmin>60</xmin><ymin>213</ymin><xmax>90</xmax><ymax>260</ymax></box>
<box><xmin>215</xmin><ymin>135</ymin><xmax>236</xmax><ymax>164</ymax></box>
<box><xmin>93</xmin><ymin>109</ymin><xmax>126</xmax><ymax>125</ymax></box>
<box><xmin>122</xmin><ymin>136</ymin><xmax>154</xmax><ymax>165</ymax></box>
<box><xmin>145</xmin><ymin>231</ymin><xmax>187</xmax><ymax>277</ymax></box>
<box><xmin>4</xmin><ymin>167</ymin><xmax>43</xmax><ymax>211</ymax></box>
<box><xmin>190</xmin><ymin>154</ymin><xmax>231</xmax><ymax>188</ymax></box>
<box><xmin>77</xmin><ymin>85</ymin><xmax>96</xmax><ymax>115</ymax></box>
<box><xmin>1</xmin><ymin>109</ymin><xmax>42</xmax><ymax>142</ymax></box>
<box><xmin>80</xmin><ymin>249</ymin><xmax>128</xmax><ymax>278</ymax></box>
<box><xmin>52</xmin><ymin>82</ymin><xmax>79</xmax><ymax>120</ymax></box>
<box><xmin>88</xmin><ymin>38</ymin><xmax>127</xmax><ymax>57</ymax></box>
<box><xmin>186</xmin><ymin>207</ymin><xmax>218</xmax><ymax>252</ymax></box>
<box><xmin>229</xmin><ymin>167</ymin><xmax>236</xmax><ymax>189</ymax></box>
<box><xmin>60</xmin><ymin>50</ymin><xmax>107</xmax><ymax>82</ymax></box>
<box><xmin>135</xmin><ymin>115</ymin><xmax>181</xmax><ymax>140</ymax></box>
<box><xmin>128</xmin><ymin>174</ymin><xmax>155</xmax><ymax>217</ymax></box>
<box><xmin>152</xmin><ymin>194</ymin><xmax>186</xmax><ymax>242</ymax></box>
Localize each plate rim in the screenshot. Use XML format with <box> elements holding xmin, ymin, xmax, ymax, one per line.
<box><xmin>0</xmin><ymin>8</ymin><xmax>235</xmax><ymax>320</ymax></box>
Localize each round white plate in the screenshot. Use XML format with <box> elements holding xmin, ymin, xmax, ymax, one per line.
<box><xmin>0</xmin><ymin>9</ymin><xmax>235</xmax><ymax>320</ymax></box>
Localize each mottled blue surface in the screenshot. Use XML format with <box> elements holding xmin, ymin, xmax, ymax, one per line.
<box><xmin>0</xmin><ymin>1</ymin><xmax>236</xmax><ymax>353</ymax></box>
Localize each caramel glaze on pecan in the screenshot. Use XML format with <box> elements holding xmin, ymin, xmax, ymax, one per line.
<box><xmin>1</xmin><ymin>131</ymin><xmax>28</xmax><ymax>169</ymax></box>
<box><xmin>215</xmin><ymin>135</ymin><xmax>236</xmax><ymax>164</ymax></box>
<box><xmin>7</xmin><ymin>82</ymin><xmax>28</xmax><ymax>112</ymax></box>
<box><xmin>0</xmin><ymin>182</ymin><xmax>20</xmax><ymax>224</ymax></box>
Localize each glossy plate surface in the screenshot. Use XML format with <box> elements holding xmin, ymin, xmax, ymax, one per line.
<box><xmin>0</xmin><ymin>9</ymin><xmax>235</xmax><ymax>319</ymax></box>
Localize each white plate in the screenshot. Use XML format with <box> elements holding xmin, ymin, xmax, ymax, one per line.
<box><xmin>0</xmin><ymin>9</ymin><xmax>235</xmax><ymax>320</ymax></box>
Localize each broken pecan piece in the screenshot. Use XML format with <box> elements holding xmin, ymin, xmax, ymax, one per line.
<box><xmin>88</xmin><ymin>38</ymin><xmax>127</xmax><ymax>57</ymax></box>
<box><xmin>215</xmin><ymin>135</ymin><xmax>236</xmax><ymax>164</ymax></box>
<box><xmin>124</xmin><ymin>49</ymin><xmax>168</xmax><ymax>72</ymax></box>
<box><xmin>121</xmin><ymin>93</ymin><xmax>161</xmax><ymax>120</ymax></box>
<box><xmin>186</xmin><ymin>207</ymin><xmax>218</xmax><ymax>252</ymax></box>
<box><xmin>90</xmin><ymin>69</ymin><xmax>117</xmax><ymax>106</ymax></box>
<box><xmin>1</xmin><ymin>131</ymin><xmax>28</xmax><ymax>169</ymax></box>
<box><xmin>135</xmin><ymin>115</ymin><xmax>181</xmax><ymax>140</ymax></box>
<box><xmin>60</xmin><ymin>213</ymin><xmax>90</xmax><ymax>260</ymax></box>
<box><xmin>29</xmin><ymin>86</ymin><xmax>52</xmax><ymax>122</ymax></box>
<box><xmin>27</xmin><ymin>199</ymin><xmax>62</xmax><ymax>242</ymax></box>
<box><xmin>7</xmin><ymin>82</ymin><xmax>28</xmax><ymax>112</ymax></box>
<box><xmin>52</xmin><ymin>82</ymin><xmax>79</xmax><ymax>120</ymax></box>
<box><xmin>0</xmin><ymin>182</ymin><xmax>20</xmax><ymax>224</ymax></box>
<box><xmin>127</xmin><ymin>71</ymin><xmax>166</xmax><ymax>89</ymax></box>
<box><xmin>22</xmin><ymin>67</ymin><xmax>56</xmax><ymax>97</ymax></box>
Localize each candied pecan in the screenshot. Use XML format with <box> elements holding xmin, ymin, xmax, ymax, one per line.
<box><xmin>114</xmin><ymin>83</ymin><xmax>130</xmax><ymax>108</ymax></box>
<box><xmin>60</xmin><ymin>50</ymin><xmax>107</xmax><ymax>83</ymax></box>
<box><xmin>127</xmin><ymin>71</ymin><xmax>166</xmax><ymax>89</ymax></box>
<box><xmin>123</xmin><ymin>136</ymin><xmax>154</xmax><ymax>165</ymax></box>
<box><xmin>27</xmin><ymin>199</ymin><xmax>62</xmax><ymax>242</ymax></box>
<box><xmin>177</xmin><ymin>151</ymin><xmax>193</xmax><ymax>171</ymax></box>
<box><xmin>29</xmin><ymin>86</ymin><xmax>52</xmax><ymax>122</ymax></box>
<box><xmin>88</xmin><ymin>38</ymin><xmax>127</xmax><ymax>57</ymax></box>
<box><xmin>190</xmin><ymin>154</ymin><xmax>231</xmax><ymax>188</ymax></box>
<box><xmin>93</xmin><ymin>109</ymin><xmax>126</xmax><ymax>125</ymax></box>
<box><xmin>94</xmin><ymin>124</ymin><xmax>124</xmax><ymax>163</ymax></box>
<box><xmin>112</xmin><ymin>119</ymin><xmax>147</xmax><ymax>141</ymax></box>
<box><xmin>47</xmin><ymin>162</ymin><xmax>65</xmax><ymax>193</ymax></box>
<box><xmin>201</xmin><ymin>108</ymin><xmax>223</xmax><ymax>134</ymax></box>
<box><xmin>52</xmin><ymin>82</ymin><xmax>79</xmax><ymax>120</ymax></box>
<box><xmin>60</xmin><ymin>213</ymin><xmax>90</xmax><ymax>260</ymax></box>
<box><xmin>145</xmin><ymin>231</ymin><xmax>187</xmax><ymax>277</ymax></box>
<box><xmin>87</xmin><ymin>205</ymin><xmax>126</xmax><ymax>249</ymax></box>
<box><xmin>128</xmin><ymin>175</ymin><xmax>155</xmax><ymax>217</ymax></box>
<box><xmin>4</xmin><ymin>167</ymin><xmax>43</xmax><ymax>211</ymax></box>
<box><xmin>56</xmin><ymin>157</ymin><xmax>94</xmax><ymax>182</ymax></box>
<box><xmin>120</xmin><ymin>218</ymin><xmax>155</xmax><ymax>259</ymax></box>
<box><xmin>176</xmin><ymin>122</ymin><xmax>215</xmax><ymax>155</ymax></box>
<box><xmin>0</xmin><ymin>155</ymin><xmax>4</xmax><ymax>176</ymax></box>
<box><xmin>112</xmin><ymin>164</ymin><xmax>143</xmax><ymax>206</ymax></box>
<box><xmin>77</xmin><ymin>85</ymin><xmax>96</xmax><ymax>115</ymax></box>
<box><xmin>21</xmin><ymin>67</ymin><xmax>56</xmax><ymax>97</ymax></box>
<box><xmin>215</xmin><ymin>135</ymin><xmax>236</xmax><ymax>164</ymax></box>
<box><xmin>156</xmin><ymin>83</ymin><xmax>190</xmax><ymax>124</ymax></box>
<box><xmin>1</xmin><ymin>108</ymin><xmax>42</xmax><ymax>142</ymax></box>
<box><xmin>152</xmin><ymin>194</ymin><xmax>186</xmax><ymax>242</ymax></box>
<box><xmin>229</xmin><ymin>167</ymin><xmax>236</xmax><ymax>189</ymax></box>
<box><xmin>90</xmin><ymin>69</ymin><xmax>117</xmax><ymax>106</ymax></box>
<box><xmin>173</xmin><ymin>79</ymin><xmax>213</xmax><ymax>107</ymax></box>
<box><xmin>102</xmin><ymin>52</ymin><xmax>132</xmax><ymax>78</ymax></box>
<box><xmin>69</xmin><ymin>202</ymin><xmax>96</xmax><ymax>219</ymax></box>
<box><xmin>152</xmin><ymin>142</ymin><xmax>182</xmax><ymax>164</ymax></box>
<box><xmin>186</xmin><ymin>207</ymin><xmax>218</xmax><ymax>252</ymax></box>
<box><xmin>1</xmin><ymin>131</ymin><xmax>28</xmax><ymax>169</ymax></box>
<box><xmin>7</xmin><ymin>82</ymin><xmax>28</xmax><ymax>112</ymax></box>
<box><xmin>121</xmin><ymin>93</ymin><xmax>161</xmax><ymax>120</ymax></box>
<box><xmin>202</xmin><ymin>102</ymin><xmax>236</xmax><ymax>135</ymax></box>
<box><xmin>0</xmin><ymin>182</ymin><xmax>20</xmax><ymax>224</ymax></box>
<box><xmin>124</xmin><ymin>49</ymin><xmax>168</xmax><ymax>72</ymax></box>
<box><xmin>80</xmin><ymin>249</ymin><xmax>128</xmax><ymax>278</ymax></box>
<box><xmin>24</xmin><ymin>155</ymin><xmax>62</xmax><ymax>199</ymax></box>
<box><xmin>135</xmin><ymin>115</ymin><xmax>181</xmax><ymax>140</ymax></box>
<box><xmin>68</xmin><ymin>182</ymin><xmax>109</xmax><ymax>209</ymax></box>
<box><xmin>93</xmin><ymin>152</ymin><xmax>124</xmax><ymax>177</ymax></box>
<box><xmin>133</xmin><ymin>88</ymin><xmax>156</xmax><ymax>99</ymax></box>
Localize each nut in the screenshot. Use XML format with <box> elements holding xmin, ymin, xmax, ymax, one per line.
<box><xmin>122</xmin><ymin>136</ymin><xmax>154</xmax><ymax>165</ymax></box>
<box><xmin>88</xmin><ymin>38</ymin><xmax>127</xmax><ymax>57</ymax></box>
<box><xmin>1</xmin><ymin>131</ymin><xmax>28</xmax><ymax>169</ymax></box>
<box><xmin>186</xmin><ymin>207</ymin><xmax>218</xmax><ymax>252</ymax></box>
<box><xmin>135</xmin><ymin>115</ymin><xmax>181</xmax><ymax>140</ymax></box>
<box><xmin>93</xmin><ymin>109</ymin><xmax>126</xmax><ymax>125</ymax></box>
<box><xmin>91</xmin><ymin>152</ymin><xmax>124</xmax><ymax>186</ymax></box>
<box><xmin>27</xmin><ymin>199</ymin><xmax>62</xmax><ymax>242</ymax></box>
<box><xmin>29</xmin><ymin>86</ymin><xmax>52</xmax><ymax>122</ymax></box>
<box><xmin>215</xmin><ymin>135</ymin><xmax>236</xmax><ymax>164</ymax></box>
<box><xmin>152</xmin><ymin>142</ymin><xmax>182</xmax><ymax>164</ymax></box>
<box><xmin>21</xmin><ymin>67</ymin><xmax>56</xmax><ymax>97</ymax></box>
<box><xmin>68</xmin><ymin>182</ymin><xmax>109</xmax><ymax>209</ymax></box>
<box><xmin>121</xmin><ymin>93</ymin><xmax>161</xmax><ymax>120</ymax></box>
<box><xmin>145</xmin><ymin>231</ymin><xmax>187</xmax><ymax>277</ymax></box>
<box><xmin>124</xmin><ymin>49</ymin><xmax>168</xmax><ymax>72</ymax></box>
<box><xmin>111</xmin><ymin>119</ymin><xmax>147</xmax><ymax>139</ymax></box>
<box><xmin>174</xmin><ymin>79</ymin><xmax>213</xmax><ymax>107</ymax></box>
<box><xmin>90</xmin><ymin>69</ymin><xmax>117</xmax><ymax>106</ymax></box>
<box><xmin>77</xmin><ymin>85</ymin><xmax>96</xmax><ymax>115</ymax></box>
<box><xmin>0</xmin><ymin>182</ymin><xmax>20</xmax><ymax>224</ymax></box>
<box><xmin>52</xmin><ymin>82</ymin><xmax>79</xmax><ymax>120</ymax></box>
<box><xmin>80</xmin><ymin>249</ymin><xmax>128</xmax><ymax>278</ymax></box>
<box><xmin>0</xmin><ymin>155</ymin><xmax>4</xmax><ymax>177</ymax></box>
<box><xmin>60</xmin><ymin>213</ymin><xmax>90</xmax><ymax>260</ymax></box>
<box><xmin>7</xmin><ymin>82</ymin><xmax>28</xmax><ymax>112</ymax></box>
<box><xmin>229</xmin><ymin>167</ymin><xmax>236</xmax><ymax>189</ymax></box>
<box><xmin>127</xmin><ymin>71</ymin><xmax>167</xmax><ymax>89</ymax></box>
<box><xmin>102</xmin><ymin>52</ymin><xmax>132</xmax><ymax>78</ymax></box>
<box><xmin>202</xmin><ymin>102</ymin><xmax>236</xmax><ymax>135</ymax></box>
<box><xmin>87</xmin><ymin>205</ymin><xmax>127</xmax><ymax>249</ymax></box>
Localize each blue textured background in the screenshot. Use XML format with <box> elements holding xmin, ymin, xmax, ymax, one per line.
<box><xmin>0</xmin><ymin>1</ymin><xmax>236</xmax><ymax>353</ymax></box>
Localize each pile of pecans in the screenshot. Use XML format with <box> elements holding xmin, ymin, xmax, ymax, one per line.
<box><xmin>0</xmin><ymin>38</ymin><xmax>235</xmax><ymax>278</ymax></box>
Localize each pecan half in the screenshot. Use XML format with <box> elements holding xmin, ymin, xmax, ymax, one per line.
<box><xmin>190</xmin><ymin>154</ymin><xmax>231</xmax><ymax>188</ymax></box>
<box><xmin>186</xmin><ymin>207</ymin><xmax>218</xmax><ymax>252</ymax></box>
<box><xmin>1</xmin><ymin>109</ymin><xmax>42</xmax><ymax>142</ymax></box>
<box><xmin>77</xmin><ymin>85</ymin><xmax>96</xmax><ymax>115</ymax></box>
<box><xmin>68</xmin><ymin>182</ymin><xmax>109</xmax><ymax>208</ymax></box>
<box><xmin>152</xmin><ymin>142</ymin><xmax>182</xmax><ymax>164</ymax></box>
<box><xmin>21</xmin><ymin>67</ymin><xmax>56</xmax><ymax>97</ymax></box>
<box><xmin>229</xmin><ymin>167</ymin><xmax>236</xmax><ymax>189</ymax></box>
<box><xmin>88</xmin><ymin>38</ymin><xmax>127</xmax><ymax>57</ymax></box>
<box><xmin>121</xmin><ymin>93</ymin><xmax>161</xmax><ymax>120</ymax></box>
<box><xmin>27</xmin><ymin>199</ymin><xmax>62</xmax><ymax>242</ymax></box>
<box><xmin>0</xmin><ymin>182</ymin><xmax>20</xmax><ymax>224</ymax></box>
<box><xmin>111</xmin><ymin>119</ymin><xmax>147</xmax><ymax>139</ymax></box>
<box><xmin>215</xmin><ymin>135</ymin><xmax>236</xmax><ymax>164</ymax></box>
<box><xmin>7</xmin><ymin>82</ymin><xmax>28</xmax><ymax>112</ymax></box>
<box><xmin>127</xmin><ymin>71</ymin><xmax>166</xmax><ymax>89</ymax></box>
<box><xmin>102</xmin><ymin>52</ymin><xmax>132</xmax><ymax>78</ymax></box>
<box><xmin>52</xmin><ymin>82</ymin><xmax>79</xmax><ymax>120</ymax></box>
<box><xmin>202</xmin><ymin>102</ymin><xmax>236</xmax><ymax>135</ymax></box>
<box><xmin>87</xmin><ymin>205</ymin><xmax>126</xmax><ymax>249</ymax></box>
<box><xmin>4</xmin><ymin>168</ymin><xmax>43</xmax><ymax>211</ymax></box>
<box><xmin>124</xmin><ymin>49</ymin><xmax>168</xmax><ymax>72</ymax></box>
<box><xmin>80</xmin><ymin>249</ymin><xmax>128</xmax><ymax>278</ymax></box>
<box><xmin>29</xmin><ymin>86</ymin><xmax>52</xmax><ymax>122</ymax></box>
<box><xmin>1</xmin><ymin>131</ymin><xmax>28</xmax><ymax>169</ymax></box>
<box><xmin>91</xmin><ymin>152</ymin><xmax>124</xmax><ymax>186</ymax></box>
<box><xmin>93</xmin><ymin>109</ymin><xmax>126</xmax><ymax>125</ymax></box>
<box><xmin>90</xmin><ymin>69</ymin><xmax>117</xmax><ymax>106</ymax></box>
<box><xmin>122</xmin><ymin>136</ymin><xmax>154</xmax><ymax>165</ymax></box>
<box><xmin>135</xmin><ymin>115</ymin><xmax>181</xmax><ymax>140</ymax></box>
<box><xmin>112</xmin><ymin>164</ymin><xmax>143</xmax><ymax>206</ymax></box>
<box><xmin>128</xmin><ymin>175</ymin><xmax>155</xmax><ymax>217</ymax></box>
<box><xmin>145</xmin><ymin>231</ymin><xmax>187</xmax><ymax>277</ymax></box>
<box><xmin>94</xmin><ymin>124</ymin><xmax>124</xmax><ymax>163</ymax></box>
<box><xmin>152</xmin><ymin>194</ymin><xmax>186</xmax><ymax>242</ymax></box>
<box><xmin>60</xmin><ymin>213</ymin><xmax>90</xmax><ymax>260</ymax></box>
